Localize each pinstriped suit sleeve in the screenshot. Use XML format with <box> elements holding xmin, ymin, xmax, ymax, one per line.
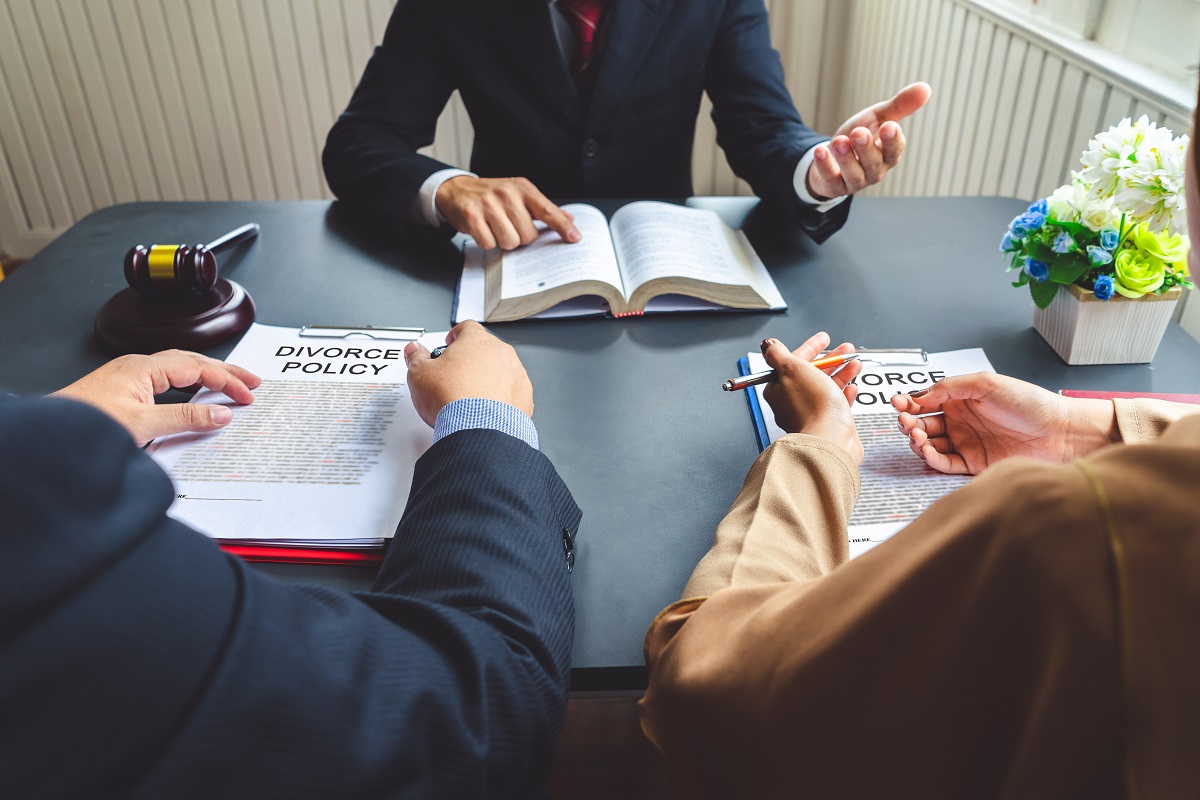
<box><xmin>0</xmin><ymin>394</ymin><xmax>579</xmax><ymax>800</ymax></box>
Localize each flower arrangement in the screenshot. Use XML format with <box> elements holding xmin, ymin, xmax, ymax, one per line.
<box><xmin>1001</xmin><ymin>116</ymin><xmax>1194</xmax><ymax>308</ymax></box>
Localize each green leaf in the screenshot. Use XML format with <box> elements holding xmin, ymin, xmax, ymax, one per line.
<box><xmin>1029</xmin><ymin>279</ymin><xmax>1059</xmax><ymax>309</ymax></box>
<box><xmin>1012</xmin><ymin>270</ymin><xmax>1030</xmax><ymax>287</ymax></box>
<box><xmin>1027</xmin><ymin>241</ymin><xmax>1055</xmax><ymax>262</ymax></box>
<box><xmin>1049</xmin><ymin>254</ymin><xmax>1091</xmax><ymax>285</ymax></box>
<box><xmin>1053</xmin><ymin>220</ymin><xmax>1093</xmax><ymax>239</ymax></box>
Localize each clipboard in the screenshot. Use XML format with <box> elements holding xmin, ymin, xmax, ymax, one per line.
<box><xmin>151</xmin><ymin>322</ymin><xmax>444</xmax><ymax>566</ymax></box>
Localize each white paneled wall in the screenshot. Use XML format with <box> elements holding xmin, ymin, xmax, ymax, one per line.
<box><xmin>842</xmin><ymin>0</ymin><xmax>1195</xmax><ymax>202</ymax></box>
<box><xmin>0</xmin><ymin>0</ymin><xmax>475</xmax><ymax>256</ymax></box>
<box><xmin>0</xmin><ymin>0</ymin><xmax>837</xmax><ymax>258</ymax></box>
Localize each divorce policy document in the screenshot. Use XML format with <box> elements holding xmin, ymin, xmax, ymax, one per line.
<box><xmin>149</xmin><ymin>323</ymin><xmax>446</xmax><ymax>547</ymax></box>
<box><xmin>747</xmin><ymin>348</ymin><xmax>996</xmax><ymax>559</ymax></box>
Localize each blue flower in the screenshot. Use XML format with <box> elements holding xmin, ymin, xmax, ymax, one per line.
<box><xmin>999</xmin><ymin>232</ymin><xmax>1017</xmax><ymax>252</ymax></box>
<box><xmin>1052</xmin><ymin>231</ymin><xmax>1076</xmax><ymax>254</ymax></box>
<box><xmin>1099</xmin><ymin>227</ymin><xmax>1120</xmax><ymax>251</ymax></box>
<box><xmin>1025</xmin><ymin>258</ymin><xmax>1049</xmax><ymax>282</ymax></box>
<box><xmin>1010</xmin><ymin>212</ymin><xmax>1046</xmax><ymax>238</ymax></box>
<box><xmin>1094</xmin><ymin>274</ymin><xmax>1115</xmax><ymax>301</ymax></box>
<box><xmin>1087</xmin><ymin>245</ymin><xmax>1113</xmax><ymax>266</ymax></box>
<box><xmin>1027</xmin><ymin>198</ymin><xmax>1049</xmax><ymax>215</ymax></box>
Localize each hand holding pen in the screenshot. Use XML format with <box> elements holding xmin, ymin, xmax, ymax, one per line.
<box><xmin>756</xmin><ymin>333</ymin><xmax>865</xmax><ymax>464</ymax></box>
<box><xmin>723</xmin><ymin>352</ymin><xmax>862</xmax><ymax>391</ymax></box>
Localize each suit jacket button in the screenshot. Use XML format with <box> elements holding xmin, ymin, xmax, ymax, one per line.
<box><xmin>582</xmin><ymin>139</ymin><xmax>600</xmax><ymax>158</ymax></box>
<box><xmin>562</xmin><ymin>528</ymin><xmax>575</xmax><ymax>573</ymax></box>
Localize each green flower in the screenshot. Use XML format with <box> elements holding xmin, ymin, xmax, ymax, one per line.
<box><xmin>1131</xmin><ymin>223</ymin><xmax>1189</xmax><ymax>266</ymax></box>
<box><xmin>1113</xmin><ymin>249</ymin><xmax>1166</xmax><ymax>298</ymax></box>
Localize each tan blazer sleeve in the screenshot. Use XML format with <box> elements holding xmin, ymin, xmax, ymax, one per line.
<box><xmin>1114</xmin><ymin>397</ymin><xmax>1199</xmax><ymax>443</ymax></box>
<box><xmin>641</xmin><ymin>416</ymin><xmax>1200</xmax><ymax>799</ymax></box>
<box><xmin>680</xmin><ymin>433</ymin><xmax>859</xmax><ymax>599</ymax></box>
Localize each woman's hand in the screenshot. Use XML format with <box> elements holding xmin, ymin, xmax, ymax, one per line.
<box><xmin>891</xmin><ymin>372</ymin><xmax>1119</xmax><ymax>475</ymax></box>
<box><xmin>761</xmin><ymin>332</ymin><xmax>864</xmax><ymax>464</ymax></box>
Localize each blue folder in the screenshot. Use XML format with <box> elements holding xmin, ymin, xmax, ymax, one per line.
<box><xmin>736</xmin><ymin>357</ymin><xmax>771</xmax><ymax>453</ymax></box>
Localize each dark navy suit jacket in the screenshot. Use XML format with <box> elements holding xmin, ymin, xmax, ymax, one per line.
<box><xmin>0</xmin><ymin>396</ymin><xmax>580</xmax><ymax>799</ymax></box>
<box><xmin>323</xmin><ymin>0</ymin><xmax>850</xmax><ymax>243</ymax></box>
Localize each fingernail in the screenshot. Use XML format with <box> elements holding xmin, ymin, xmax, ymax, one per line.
<box><xmin>835</xmin><ymin>141</ymin><xmax>850</xmax><ymax>155</ymax></box>
<box><xmin>814</xmin><ymin>147</ymin><xmax>828</xmax><ymax>160</ymax></box>
<box><xmin>881</xmin><ymin>126</ymin><xmax>897</xmax><ymax>141</ymax></box>
<box><xmin>760</xmin><ymin>338</ymin><xmax>774</xmax><ymax>352</ymax></box>
<box><xmin>897</xmin><ymin>420</ymin><xmax>906</xmax><ymax>434</ymax></box>
<box><xmin>909</xmin><ymin>387</ymin><xmax>931</xmax><ymax>398</ymax></box>
<box><xmin>568</xmin><ymin>227</ymin><xmax>581</xmax><ymax>242</ymax></box>
<box><xmin>211</xmin><ymin>406</ymin><xmax>232</xmax><ymax>425</ymax></box>
<box><xmin>852</xmin><ymin>131</ymin><xmax>869</xmax><ymax>145</ymax></box>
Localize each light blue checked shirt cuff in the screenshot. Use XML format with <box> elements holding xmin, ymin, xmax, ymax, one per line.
<box><xmin>433</xmin><ymin>398</ymin><xmax>539</xmax><ymax>450</ymax></box>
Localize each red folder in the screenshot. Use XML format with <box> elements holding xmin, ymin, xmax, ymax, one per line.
<box><xmin>1061</xmin><ymin>389</ymin><xmax>1200</xmax><ymax>404</ymax></box>
<box><xmin>218</xmin><ymin>543</ymin><xmax>385</xmax><ymax>565</ymax></box>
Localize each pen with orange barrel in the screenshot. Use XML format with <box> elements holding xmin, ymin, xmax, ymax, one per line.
<box><xmin>722</xmin><ymin>352</ymin><xmax>861</xmax><ymax>392</ymax></box>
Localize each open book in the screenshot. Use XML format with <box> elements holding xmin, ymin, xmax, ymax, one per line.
<box><xmin>456</xmin><ymin>201</ymin><xmax>786</xmax><ymax>322</ymax></box>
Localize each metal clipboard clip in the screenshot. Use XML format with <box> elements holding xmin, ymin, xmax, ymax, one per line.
<box><xmin>844</xmin><ymin>348</ymin><xmax>929</xmax><ymax>367</ymax></box>
<box><xmin>298</xmin><ymin>325</ymin><xmax>425</xmax><ymax>341</ymax></box>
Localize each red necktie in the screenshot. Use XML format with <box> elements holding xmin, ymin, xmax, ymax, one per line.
<box><xmin>560</xmin><ymin>0</ymin><xmax>609</xmax><ymax>82</ymax></box>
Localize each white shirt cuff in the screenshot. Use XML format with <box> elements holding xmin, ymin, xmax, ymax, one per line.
<box><xmin>793</xmin><ymin>143</ymin><xmax>849</xmax><ymax>213</ymax></box>
<box><xmin>415</xmin><ymin>168</ymin><xmax>478</xmax><ymax>227</ymax></box>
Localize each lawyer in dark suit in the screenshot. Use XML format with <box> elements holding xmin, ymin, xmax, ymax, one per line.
<box><xmin>0</xmin><ymin>326</ymin><xmax>580</xmax><ymax>799</ymax></box>
<box><xmin>323</xmin><ymin>0</ymin><xmax>930</xmax><ymax>251</ymax></box>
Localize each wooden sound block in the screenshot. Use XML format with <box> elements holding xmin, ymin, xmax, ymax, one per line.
<box><xmin>94</xmin><ymin>278</ymin><xmax>256</xmax><ymax>355</ymax></box>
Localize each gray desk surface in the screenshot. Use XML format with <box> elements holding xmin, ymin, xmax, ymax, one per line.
<box><xmin>3</xmin><ymin>197</ymin><xmax>1198</xmax><ymax>690</ymax></box>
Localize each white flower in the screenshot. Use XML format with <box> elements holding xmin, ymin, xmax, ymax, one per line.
<box><xmin>1044</xmin><ymin>178</ymin><xmax>1120</xmax><ymax>231</ymax></box>
<box><xmin>1046</xmin><ymin>183</ymin><xmax>1082</xmax><ymax>222</ymax></box>
<box><xmin>1081</xmin><ymin>116</ymin><xmax>1153</xmax><ymax>200</ymax></box>
<box><xmin>1081</xmin><ymin>195</ymin><xmax>1122</xmax><ymax>232</ymax></box>
<box><xmin>1114</xmin><ymin>133</ymin><xmax>1189</xmax><ymax>234</ymax></box>
<box><xmin>1077</xmin><ymin>116</ymin><xmax>1189</xmax><ymax>235</ymax></box>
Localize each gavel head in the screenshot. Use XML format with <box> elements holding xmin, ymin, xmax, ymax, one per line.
<box><xmin>124</xmin><ymin>244</ymin><xmax>218</xmax><ymax>296</ymax></box>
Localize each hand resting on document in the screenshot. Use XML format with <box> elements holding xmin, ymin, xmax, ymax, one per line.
<box><xmin>760</xmin><ymin>332</ymin><xmax>864</xmax><ymax>465</ymax></box>
<box><xmin>436</xmin><ymin>175</ymin><xmax>582</xmax><ymax>251</ymax></box>
<box><xmin>50</xmin><ymin>350</ymin><xmax>261</xmax><ymax>447</ymax></box>
<box><xmin>891</xmin><ymin>373</ymin><xmax>1120</xmax><ymax>476</ymax></box>
<box><xmin>404</xmin><ymin>320</ymin><xmax>534</xmax><ymax>427</ymax></box>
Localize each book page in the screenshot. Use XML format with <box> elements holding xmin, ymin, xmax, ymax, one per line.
<box><xmin>746</xmin><ymin>348</ymin><xmax>996</xmax><ymax>559</ymax></box>
<box><xmin>609</xmin><ymin>201</ymin><xmax>759</xmax><ymax>294</ymax></box>
<box><xmin>149</xmin><ymin>323</ymin><xmax>446</xmax><ymax>546</ymax></box>
<box><xmin>499</xmin><ymin>204</ymin><xmax>625</xmax><ymax>300</ymax></box>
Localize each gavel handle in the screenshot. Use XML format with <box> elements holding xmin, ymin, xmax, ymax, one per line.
<box><xmin>205</xmin><ymin>223</ymin><xmax>260</xmax><ymax>254</ymax></box>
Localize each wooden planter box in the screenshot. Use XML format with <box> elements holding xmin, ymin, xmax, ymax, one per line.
<box><xmin>1033</xmin><ymin>283</ymin><xmax>1182</xmax><ymax>365</ymax></box>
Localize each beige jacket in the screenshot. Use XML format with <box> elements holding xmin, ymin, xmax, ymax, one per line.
<box><xmin>641</xmin><ymin>399</ymin><xmax>1200</xmax><ymax>799</ymax></box>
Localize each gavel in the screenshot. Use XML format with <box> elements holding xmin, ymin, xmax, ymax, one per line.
<box><xmin>124</xmin><ymin>223</ymin><xmax>260</xmax><ymax>296</ymax></box>
<box><xmin>95</xmin><ymin>222</ymin><xmax>259</xmax><ymax>355</ymax></box>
